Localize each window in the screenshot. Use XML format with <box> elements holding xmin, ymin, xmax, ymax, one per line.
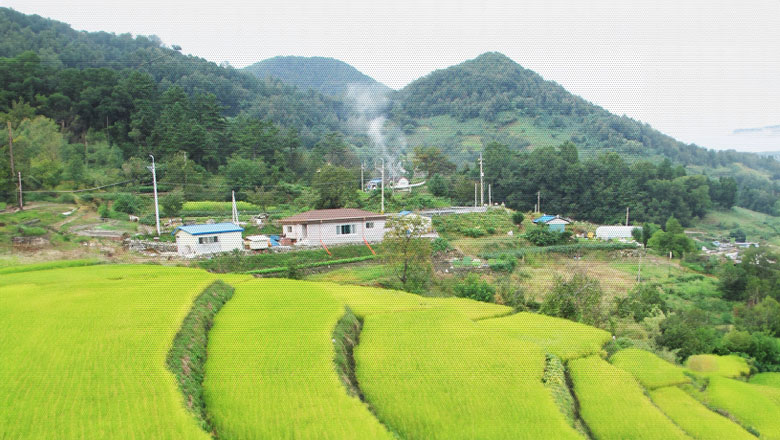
<box><xmin>336</xmin><ymin>224</ymin><xmax>356</xmax><ymax>235</ymax></box>
<box><xmin>198</xmin><ymin>236</ymin><xmax>219</xmax><ymax>244</ymax></box>
<box><xmin>287</xmin><ymin>226</ymin><xmax>293</xmax><ymax>233</ymax></box>
<box><xmin>366</xmin><ymin>222</ymin><xmax>374</xmax><ymax>229</ymax></box>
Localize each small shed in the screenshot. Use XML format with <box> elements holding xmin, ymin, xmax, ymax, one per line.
<box><xmin>365</xmin><ymin>178</ymin><xmax>382</xmax><ymax>191</ymax></box>
<box><xmin>173</xmin><ymin>222</ymin><xmax>244</xmax><ymax>257</ymax></box>
<box><xmin>245</xmin><ymin>234</ymin><xmax>271</xmax><ymax>250</ymax></box>
<box><xmin>595</xmin><ymin>225</ymin><xmax>637</xmax><ymax>240</ymax></box>
<box><xmin>533</xmin><ymin>214</ymin><xmax>571</xmax><ymax>232</ymax></box>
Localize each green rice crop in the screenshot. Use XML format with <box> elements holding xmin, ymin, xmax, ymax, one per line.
<box><xmin>0</xmin><ymin>265</ymin><xmax>223</xmax><ymax>439</ymax></box>
<box><xmin>685</xmin><ymin>354</ymin><xmax>750</xmax><ymax>378</ymax></box>
<box><xmin>355</xmin><ymin>308</ymin><xmax>581</xmax><ymax>439</ymax></box>
<box><xmin>476</xmin><ymin>312</ymin><xmax>612</xmax><ymax>360</ymax></box>
<box><xmin>203</xmin><ymin>279</ymin><xmax>394</xmax><ymax>439</ymax></box>
<box><xmin>610</xmin><ymin>348</ymin><xmax>690</xmax><ymax>389</ymax></box>
<box><xmin>0</xmin><ymin>258</ymin><xmax>102</xmax><ymax>274</ymax></box>
<box><xmin>479</xmin><ymin>242</ymin><xmax>637</xmax><ymax>259</ymax></box>
<box><xmin>568</xmin><ymin>356</ymin><xmax>691</xmax><ymax>440</ymax></box>
<box><xmin>699</xmin><ymin>376</ymin><xmax>780</xmax><ymax>439</ymax></box>
<box><xmin>181</xmin><ymin>200</ymin><xmax>262</xmax><ymax>214</ymax></box>
<box><xmin>750</xmin><ymin>372</ymin><xmax>780</xmax><ymax>388</ymax></box>
<box><xmin>649</xmin><ymin>386</ymin><xmax>756</xmax><ymax>440</ymax></box>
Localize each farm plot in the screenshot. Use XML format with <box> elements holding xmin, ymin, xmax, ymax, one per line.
<box><xmin>568</xmin><ymin>356</ymin><xmax>691</xmax><ymax>440</ymax></box>
<box><xmin>355</xmin><ymin>308</ymin><xmax>581</xmax><ymax>440</ymax></box>
<box><xmin>202</xmin><ymin>279</ymin><xmax>394</xmax><ymax>440</ymax></box>
<box><xmin>0</xmin><ymin>265</ymin><xmax>222</xmax><ymax>440</ymax></box>
<box><xmin>610</xmin><ymin>348</ymin><xmax>690</xmax><ymax>389</ymax></box>
<box><xmin>750</xmin><ymin>372</ymin><xmax>780</xmax><ymax>388</ymax></box>
<box><xmin>649</xmin><ymin>386</ymin><xmax>756</xmax><ymax>440</ymax></box>
<box><xmin>476</xmin><ymin>312</ymin><xmax>611</xmax><ymax>360</ymax></box>
<box><xmin>685</xmin><ymin>354</ymin><xmax>751</xmax><ymax>378</ymax></box>
<box><xmin>697</xmin><ymin>376</ymin><xmax>780</xmax><ymax>440</ymax></box>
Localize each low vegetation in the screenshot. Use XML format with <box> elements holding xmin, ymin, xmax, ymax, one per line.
<box><xmin>694</xmin><ymin>376</ymin><xmax>780</xmax><ymax>439</ymax></box>
<box><xmin>685</xmin><ymin>354</ymin><xmax>751</xmax><ymax>378</ymax></box>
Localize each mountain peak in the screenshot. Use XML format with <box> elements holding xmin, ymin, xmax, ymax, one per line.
<box><xmin>243</xmin><ymin>56</ymin><xmax>390</xmax><ymax>97</ymax></box>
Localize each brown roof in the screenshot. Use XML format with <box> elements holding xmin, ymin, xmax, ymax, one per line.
<box><xmin>279</xmin><ymin>208</ymin><xmax>386</xmax><ymax>224</ymax></box>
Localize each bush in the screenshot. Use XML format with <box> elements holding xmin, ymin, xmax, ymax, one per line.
<box><xmin>17</xmin><ymin>225</ymin><xmax>47</xmax><ymax>237</ymax></box>
<box><xmin>462</xmin><ymin>227</ymin><xmax>486</xmax><ymax>238</ymax></box>
<box><xmin>512</xmin><ymin>211</ymin><xmax>524</xmax><ymax>225</ymax></box>
<box><xmin>113</xmin><ymin>193</ymin><xmax>142</xmax><ymax>215</ymax></box>
<box><xmin>160</xmin><ymin>192</ymin><xmax>184</xmax><ymax>217</ymax></box>
<box><xmin>489</xmin><ymin>257</ymin><xmax>517</xmax><ymax>272</ymax></box>
<box><xmin>97</xmin><ymin>204</ymin><xmax>110</xmax><ymax>219</ymax></box>
<box><xmin>454</xmin><ymin>273</ymin><xmax>495</xmax><ymax>302</ymax></box>
<box><xmin>56</xmin><ymin>193</ymin><xmax>76</xmax><ymax>203</ymax></box>
<box><xmin>431</xmin><ymin>237</ymin><xmax>451</xmax><ymax>253</ymax></box>
<box><xmin>540</xmin><ymin>273</ymin><xmax>607</xmax><ymax>327</ymax></box>
<box><xmin>523</xmin><ymin>227</ymin><xmax>571</xmax><ymax>246</ymax></box>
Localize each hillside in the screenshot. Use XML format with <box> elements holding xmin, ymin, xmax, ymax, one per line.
<box><xmin>244</xmin><ymin>56</ymin><xmax>391</xmax><ymax>97</ymax></box>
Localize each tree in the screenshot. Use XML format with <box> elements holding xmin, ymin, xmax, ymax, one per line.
<box><xmin>312</xmin><ymin>164</ymin><xmax>357</xmax><ymax>209</ymax></box>
<box><xmin>412</xmin><ymin>146</ymin><xmax>456</xmax><ymax>178</ymax></box>
<box><xmin>160</xmin><ymin>192</ymin><xmax>183</xmax><ymax>217</ymax></box>
<box><xmin>540</xmin><ymin>273</ymin><xmax>607</xmax><ymax>327</ymax></box>
<box><xmin>382</xmin><ymin>214</ymin><xmax>433</xmax><ymax>293</ymax></box>
<box><xmin>631</xmin><ymin>223</ymin><xmax>659</xmax><ymax>248</ymax></box>
<box><xmin>718</xmin><ymin>263</ymin><xmax>748</xmax><ymax>301</ymax></box>
<box><xmin>734</xmin><ymin>296</ymin><xmax>780</xmax><ymax>336</ymax></box>
<box><xmin>427</xmin><ymin>174</ymin><xmax>448</xmax><ymax>197</ymax></box>
<box><xmin>511</xmin><ymin>211</ymin><xmax>524</xmax><ymax>226</ymax></box>
<box><xmin>656</xmin><ymin>309</ymin><xmax>720</xmax><ymax>361</ymax></box>
<box><xmin>454</xmin><ymin>273</ymin><xmax>495</xmax><ymax>303</ymax></box>
<box><xmin>615</xmin><ymin>283</ymin><xmax>668</xmax><ymax>322</ymax></box>
<box><xmin>647</xmin><ymin>217</ymin><xmax>695</xmax><ymax>257</ymax></box>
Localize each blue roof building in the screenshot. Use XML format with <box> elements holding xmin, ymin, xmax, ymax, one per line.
<box><xmin>173</xmin><ymin>222</ymin><xmax>245</xmax><ymax>257</ymax></box>
<box><xmin>533</xmin><ymin>215</ymin><xmax>572</xmax><ymax>232</ymax></box>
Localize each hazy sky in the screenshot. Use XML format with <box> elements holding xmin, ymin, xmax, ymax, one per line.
<box><xmin>4</xmin><ymin>0</ymin><xmax>780</xmax><ymax>152</ymax></box>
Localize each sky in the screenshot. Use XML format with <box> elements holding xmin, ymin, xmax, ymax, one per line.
<box><xmin>3</xmin><ymin>0</ymin><xmax>780</xmax><ymax>152</ymax></box>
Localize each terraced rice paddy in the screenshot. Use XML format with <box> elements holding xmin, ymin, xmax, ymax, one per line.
<box><xmin>649</xmin><ymin>386</ymin><xmax>756</xmax><ymax>440</ymax></box>
<box><xmin>355</xmin><ymin>309</ymin><xmax>581</xmax><ymax>440</ymax></box>
<box><xmin>0</xmin><ymin>265</ymin><xmax>225</xmax><ymax>439</ymax></box>
<box><xmin>610</xmin><ymin>348</ymin><xmax>691</xmax><ymax>389</ymax></box>
<box><xmin>2</xmin><ymin>263</ymin><xmax>776</xmax><ymax>439</ymax></box>
<box><xmin>685</xmin><ymin>354</ymin><xmax>751</xmax><ymax>378</ymax></box>
<box><xmin>476</xmin><ymin>312</ymin><xmax>611</xmax><ymax>360</ymax></box>
<box><xmin>568</xmin><ymin>356</ymin><xmax>691</xmax><ymax>440</ymax></box>
<box><xmin>697</xmin><ymin>376</ymin><xmax>780</xmax><ymax>439</ymax></box>
<box><xmin>750</xmin><ymin>372</ymin><xmax>780</xmax><ymax>388</ymax></box>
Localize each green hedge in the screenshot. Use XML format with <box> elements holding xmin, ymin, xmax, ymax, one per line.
<box><xmin>200</xmin><ymin>244</ymin><xmax>378</xmax><ymax>273</ymax></box>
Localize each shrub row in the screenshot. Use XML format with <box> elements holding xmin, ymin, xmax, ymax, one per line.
<box><xmin>200</xmin><ymin>244</ymin><xmax>377</xmax><ymax>273</ymax></box>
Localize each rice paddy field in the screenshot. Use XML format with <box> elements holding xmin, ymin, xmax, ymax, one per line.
<box><xmin>685</xmin><ymin>353</ymin><xmax>751</xmax><ymax>378</ymax></box>
<box><xmin>2</xmin><ymin>263</ymin><xmax>777</xmax><ymax>439</ymax></box>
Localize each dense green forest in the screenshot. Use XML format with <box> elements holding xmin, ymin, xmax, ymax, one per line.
<box><xmin>0</xmin><ymin>8</ymin><xmax>778</xmax><ymax>219</ymax></box>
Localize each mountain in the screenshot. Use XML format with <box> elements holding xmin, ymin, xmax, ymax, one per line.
<box><xmin>244</xmin><ymin>56</ymin><xmax>391</xmax><ymax>97</ymax></box>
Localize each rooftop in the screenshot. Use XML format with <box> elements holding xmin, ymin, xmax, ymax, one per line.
<box><xmin>173</xmin><ymin>222</ymin><xmax>244</xmax><ymax>236</ymax></box>
<box><xmin>280</xmin><ymin>208</ymin><xmax>386</xmax><ymax>224</ymax></box>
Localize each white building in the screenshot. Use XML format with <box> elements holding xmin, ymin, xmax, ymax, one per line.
<box><xmin>280</xmin><ymin>208</ymin><xmax>387</xmax><ymax>246</ymax></box>
<box><xmin>245</xmin><ymin>234</ymin><xmax>271</xmax><ymax>250</ymax></box>
<box><xmin>595</xmin><ymin>225</ymin><xmax>638</xmax><ymax>240</ymax></box>
<box><xmin>174</xmin><ymin>223</ymin><xmax>244</xmax><ymax>257</ymax></box>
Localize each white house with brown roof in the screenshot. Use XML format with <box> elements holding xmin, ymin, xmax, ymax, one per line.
<box><xmin>279</xmin><ymin>208</ymin><xmax>387</xmax><ymax>246</ymax></box>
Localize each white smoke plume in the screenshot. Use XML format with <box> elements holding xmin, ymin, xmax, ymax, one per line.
<box><xmin>344</xmin><ymin>84</ymin><xmax>407</xmax><ymax>183</ymax></box>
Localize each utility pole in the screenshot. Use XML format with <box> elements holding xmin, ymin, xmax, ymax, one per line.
<box><xmin>148</xmin><ymin>155</ymin><xmax>161</xmax><ymax>236</ymax></box>
<box><xmin>474</xmin><ymin>183</ymin><xmax>478</xmax><ymax>207</ymax></box>
<box><xmin>625</xmin><ymin>206</ymin><xmax>630</xmax><ymax>226</ymax></box>
<box><xmin>360</xmin><ymin>162</ymin><xmax>365</xmax><ymax>192</ymax></box>
<box><xmin>231</xmin><ymin>190</ymin><xmax>239</xmax><ymax>224</ymax></box>
<box><xmin>479</xmin><ymin>153</ymin><xmax>484</xmax><ymax>206</ymax></box>
<box><xmin>17</xmin><ymin>171</ymin><xmax>23</xmax><ymax>210</ymax></box>
<box><xmin>7</xmin><ymin>122</ymin><xmax>15</xmax><ymax>179</ymax></box>
<box><xmin>380</xmin><ymin>158</ymin><xmax>385</xmax><ymax>214</ymax></box>
<box><xmin>537</xmin><ymin>191</ymin><xmax>541</xmax><ymax>213</ymax></box>
<box><xmin>488</xmin><ymin>184</ymin><xmax>492</xmax><ymax>206</ymax></box>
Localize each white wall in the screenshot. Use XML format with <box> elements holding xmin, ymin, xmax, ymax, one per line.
<box><xmin>595</xmin><ymin>226</ymin><xmax>637</xmax><ymax>240</ymax></box>
<box><xmin>287</xmin><ymin>219</ymin><xmax>386</xmax><ymax>246</ymax></box>
<box><xmin>176</xmin><ymin>231</ymin><xmax>244</xmax><ymax>257</ymax></box>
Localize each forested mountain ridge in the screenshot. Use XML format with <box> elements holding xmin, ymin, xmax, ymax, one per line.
<box><xmin>244</xmin><ymin>56</ymin><xmax>391</xmax><ymax>97</ymax></box>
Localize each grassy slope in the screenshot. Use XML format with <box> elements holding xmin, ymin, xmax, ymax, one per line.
<box><xmin>477</xmin><ymin>312</ymin><xmax>611</xmax><ymax>361</ymax></box>
<box><xmin>750</xmin><ymin>372</ymin><xmax>780</xmax><ymax>388</ymax></box>
<box><xmin>0</xmin><ymin>265</ymin><xmax>220</xmax><ymax>440</ymax></box>
<box><xmin>694</xmin><ymin>207</ymin><xmax>780</xmax><ymax>247</ymax></box>
<box><xmin>202</xmin><ymin>279</ymin><xmax>394</xmax><ymax>440</ymax></box>
<box><xmin>610</xmin><ymin>348</ymin><xmax>690</xmax><ymax>389</ymax></box>
<box><xmin>649</xmin><ymin>386</ymin><xmax>756</xmax><ymax>440</ymax></box>
<box><xmin>568</xmin><ymin>356</ymin><xmax>691</xmax><ymax>440</ymax></box>
<box><xmin>355</xmin><ymin>308</ymin><xmax>581</xmax><ymax>440</ymax></box>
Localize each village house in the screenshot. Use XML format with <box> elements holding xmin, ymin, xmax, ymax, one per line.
<box><xmin>279</xmin><ymin>208</ymin><xmax>387</xmax><ymax>246</ymax></box>
<box><xmin>173</xmin><ymin>223</ymin><xmax>244</xmax><ymax>257</ymax></box>
<box><xmin>533</xmin><ymin>214</ymin><xmax>572</xmax><ymax>232</ymax></box>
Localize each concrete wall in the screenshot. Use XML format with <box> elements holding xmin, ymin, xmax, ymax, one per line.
<box><xmin>285</xmin><ymin>219</ymin><xmax>386</xmax><ymax>246</ymax></box>
<box><xmin>176</xmin><ymin>230</ymin><xmax>244</xmax><ymax>257</ymax></box>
